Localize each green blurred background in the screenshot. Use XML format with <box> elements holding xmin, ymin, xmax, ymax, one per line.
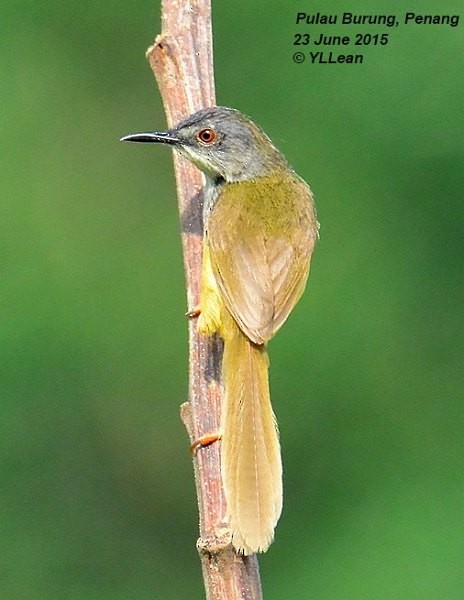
<box><xmin>2</xmin><ymin>0</ymin><xmax>463</xmax><ymax>598</ymax></box>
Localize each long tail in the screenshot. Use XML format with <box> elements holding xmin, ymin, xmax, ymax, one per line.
<box><xmin>221</xmin><ymin>314</ymin><xmax>282</xmax><ymax>555</ymax></box>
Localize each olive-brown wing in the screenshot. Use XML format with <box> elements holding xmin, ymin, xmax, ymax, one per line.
<box><xmin>207</xmin><ymin>175</ymin><xmax>318</xmax><ymax>345</ymax></box>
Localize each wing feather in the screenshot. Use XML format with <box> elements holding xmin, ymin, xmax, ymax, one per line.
<box><xmin>207</xmin><ymin>172</ymin><xmax>318</xmax><ymax>344</ymax></box>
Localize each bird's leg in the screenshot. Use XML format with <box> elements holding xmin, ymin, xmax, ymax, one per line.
<box><xmin>185</xmin><ymin>307</ymin><xmax>201</xmax><ymax>319</ymax></box>
<box><xmin>191</xmin><ymin>432</ymin><xmax>223</xmax><ymax>455</ymax></box>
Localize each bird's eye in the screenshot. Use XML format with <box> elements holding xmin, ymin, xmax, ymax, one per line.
<box><xmin>197</xmin><ymin>128</ymin><xmax>216</xmax><ymax>144</ymax></box>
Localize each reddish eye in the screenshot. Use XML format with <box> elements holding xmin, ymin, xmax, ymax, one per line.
<box><xmin>197</xmin><ymin>128</ymin><xmax>216</xmax><ymax>144</ymax></box>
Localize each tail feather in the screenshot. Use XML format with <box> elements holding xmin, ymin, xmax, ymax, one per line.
<box><xmin>221</xmin><ymin>316</ymin><xmax>282</xmax><ymax>555</ymax></box>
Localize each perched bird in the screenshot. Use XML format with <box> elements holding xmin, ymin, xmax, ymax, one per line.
<box><xmin>122</xmin><ymin>107</ymin><xmax>319</xmax><ymax>554</ymax></box>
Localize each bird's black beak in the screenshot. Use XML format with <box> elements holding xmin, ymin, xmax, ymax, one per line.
<box><xmin>120</xmin><ymin>131</ymin><xmax>181</xmax><ymax>145</ymax></box>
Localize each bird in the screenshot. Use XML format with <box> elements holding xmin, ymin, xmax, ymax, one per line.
<box><xmin>121</xmin><ymin>106</ymin><xmax>319</xmax><ymax>554</ymax></box>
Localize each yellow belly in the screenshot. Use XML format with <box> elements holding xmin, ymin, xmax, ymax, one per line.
<box><xmin>197</xmin><ymin>241</ymin><xmax>224</xmax><ymax>337</ymax></box>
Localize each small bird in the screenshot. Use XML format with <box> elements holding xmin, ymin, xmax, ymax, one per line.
<box><xmin>121</xmin><ymin>107</ymin><xmax>319</xmax><ymax>555</ymax></box>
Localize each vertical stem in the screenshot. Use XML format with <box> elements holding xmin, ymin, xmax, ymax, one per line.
<box><xmin>147</xmin><ymin>1</ymin><xmax>263</xmax><ymax>598</ymax></box>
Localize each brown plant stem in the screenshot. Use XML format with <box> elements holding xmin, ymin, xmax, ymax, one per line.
<box><xmin>146</xmin><ymin>1</ymin><xmax>263</xmax><ymax>598</ymax></box>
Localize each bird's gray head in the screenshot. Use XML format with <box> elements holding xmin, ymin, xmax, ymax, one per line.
<box><xmin>121</xmin><ymin>107</ymin><xmax>287</xmax><ymax>182</ymax></box>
